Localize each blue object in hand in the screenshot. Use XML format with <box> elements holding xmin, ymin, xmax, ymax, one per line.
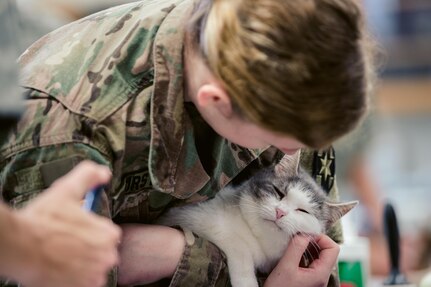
<box><xmin>82</xmin><ymin>186</ymin><xmax>104</xmax><ymax>212</ymax></box>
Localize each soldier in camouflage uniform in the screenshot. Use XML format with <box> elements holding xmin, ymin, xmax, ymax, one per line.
<box><xmin>0</xmin><ymin>0</ymin><xmax>371</xmax><ymax>286</ymax></box>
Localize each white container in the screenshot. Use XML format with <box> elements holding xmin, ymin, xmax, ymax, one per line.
<box><xmin>338</xmin><ymin>236</ymin><xmax>370</xmax><ymax>287</ymax></box>
<box><xmin>338</xmin><ymin>214</ymin><xmax>370</xmax><ymax>287</ymax></box>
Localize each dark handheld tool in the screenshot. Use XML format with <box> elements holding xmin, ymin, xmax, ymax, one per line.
<box><xmin>82</xmin><ymin>186</ymin><xmax>104</xmax><ymax>212</ymax></box>
<box><xmin>383</xmin><ymin>202</ymin><xmax>415</xmax><ymax>286</ymax></box>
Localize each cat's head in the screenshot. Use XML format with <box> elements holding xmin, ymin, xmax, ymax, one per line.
<box><xmin>239</xmin><ymin>151</ymin><xmax>357</xmax><ymax>236</ymax></box>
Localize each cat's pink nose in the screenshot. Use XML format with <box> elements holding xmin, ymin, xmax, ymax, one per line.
<box><xmin>276</xmin><ymin>208</ymin><xmax>286</xmax><ymax>220</ymax></box>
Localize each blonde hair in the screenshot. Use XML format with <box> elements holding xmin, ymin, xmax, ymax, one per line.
<box><xmin>191</xmin><ymin>0</ymin><xmax>372</xmax><ymax>149</ymax></box>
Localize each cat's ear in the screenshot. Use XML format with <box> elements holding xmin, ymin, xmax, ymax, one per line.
<box><xmin>324</xmin><ymin>201</ymin><xmax>358</xmax><ymax>228</ymax></box>
<box><xmin>275</xmin><ymin>150</ymin><xmax>301</xmax><ymax>177</ymax></box>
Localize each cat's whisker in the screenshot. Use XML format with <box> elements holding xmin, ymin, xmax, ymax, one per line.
<box><xmin>302</xmin><ymin>252</ymin><xmax>311</xmax><ymax>266</ymax></box>
<box><xmin>303</xmin><ymin>234</ymin><xmax>319</xmax><ymax>251</ymax></box>
<box><xmin>304</xmin><ymin>250</ymin><xmax>313</xmax><ymax>265</ymax></box>
<box><xmin>301</xmin><ymin>234</ymin><xmax>320</xmax><ymax>263</ymax></box>
<box><xmin>290</xmin><ymin>236</ymin><xmax>312</xmax><ymax>266</ymax></box>
<box><xmin>286</xmin><ymin>221</ymin><xmax>300</xmax><ymax>234</ymax></box>
<box><xmin>286</xmin><ymin>228</ymin><xmax>322</xmax><ymax>267</ymax></box>
<box><xmin>309</xmin><ymin>239</ymin><xmax>320</xmax><ymax>255</ymax></box>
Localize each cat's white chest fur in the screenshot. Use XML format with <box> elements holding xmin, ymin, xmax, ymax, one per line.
<box><xmin>202</xmin><ymin>189</ymin><xmax>290</xmax><ymax>273</ymax></box>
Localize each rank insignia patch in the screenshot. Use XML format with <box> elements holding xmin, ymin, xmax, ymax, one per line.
<box><xmin>312</xmin><ymin>147</ymin><xmax>336</xmax><ymax>194</ymax></box>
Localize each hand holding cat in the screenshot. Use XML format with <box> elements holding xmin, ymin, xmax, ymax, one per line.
<box><xmin>4</xmin><ymin>161</ymin><xmax>121</xmax><ymax>287</ymax></box>
<box><xmin>264</xmin><ymin>234</ymin><xmax>340</xmax><ymax>287</ymax></box>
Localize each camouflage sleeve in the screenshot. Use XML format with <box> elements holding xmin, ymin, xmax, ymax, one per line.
<box><xmin>168</xmin><ymin>229</ymin><xmax>228</xmax><ymax>287</ymax></box>
<box><xmin>0</xmin><ymin>88</ymin><xmax>114</xmax><ymax>207</ymax></box>
<box><xmin>126</xmin><ymin>229</ymin><xmax>227</xmax><ymax>287</ymax></box>
<box><xmin>0</xmin><ymin>143</ymin><xmax>112</xmax><ymax>208</ymax></box>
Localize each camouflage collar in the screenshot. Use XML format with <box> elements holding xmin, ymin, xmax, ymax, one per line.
<box><xmin>149</xmin><ymin>0</ymin><xmax>262</xmax><ymax>198</ymax></box>
<box><xmin>149</xmin><ymin>0</ymin><xmax>206</xmax><ymax>196</ymax></box>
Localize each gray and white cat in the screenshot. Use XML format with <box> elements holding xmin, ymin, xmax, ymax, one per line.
<box><xmin>157</xmin><ymin>151</ymin><xmax>357</xmax><ymax>287</ymax></box>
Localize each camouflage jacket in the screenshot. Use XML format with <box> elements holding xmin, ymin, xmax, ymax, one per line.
<box><xmin>0</xmin><ymin>0</ymin><xmax>343</xmax><ymax>286</ymax></box>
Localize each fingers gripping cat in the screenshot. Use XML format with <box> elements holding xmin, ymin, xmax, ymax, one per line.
<box><xmin>157</xmin><ymin>151</ymin><xmax>357</xmax><ymax>287</ymax></box>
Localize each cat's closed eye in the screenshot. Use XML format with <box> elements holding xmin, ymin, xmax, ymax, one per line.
<box><xmin>296</xmin><ymin>208</ymin><xmax>310</xmax><ymax>214</ymax></box>
<box><xmin>272</xmin><ymin>185</ymin><xmax>285</xmax><ymax>199</ymax></box>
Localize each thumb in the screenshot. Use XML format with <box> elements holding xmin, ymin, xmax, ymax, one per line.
<box><xmin>50</xmin><ymin>161</ymin><xmax>112</xmax><ymax>201</ymax></box>
<box><xmin>278</xmin><ymin>235</ymin><xmax>310</xmax><ymax>271</ymax></box>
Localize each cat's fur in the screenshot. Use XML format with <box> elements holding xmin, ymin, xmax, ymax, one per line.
<box><xmin>157</xmin><ymin>151</ymin><xmax>357</xmax><ymax>287</ymax></box>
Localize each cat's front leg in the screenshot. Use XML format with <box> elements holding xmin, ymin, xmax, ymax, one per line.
<box><xmin>224</xmin><ymin>248</ymin><xmax>258</xmax><ymax>287</ymax></box>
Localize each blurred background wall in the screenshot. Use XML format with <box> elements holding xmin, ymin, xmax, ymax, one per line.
<box><xmin>337</xmin><ymin>0</ymin><xmax>431</xmax><ymax>277</ymax></box>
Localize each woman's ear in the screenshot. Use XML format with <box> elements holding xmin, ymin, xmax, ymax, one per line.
<box><xmin>196</xmin><ymin>84</ymin><xmax>233</xmax><ymax>118</ymax></box>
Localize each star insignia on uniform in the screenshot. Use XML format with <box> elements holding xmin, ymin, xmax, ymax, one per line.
<box><xmin>312</xmin><ymin>148</ymin><xmax>336</xmax><ymax>193</ymax></box>
<box><xmin>319</xmin><ymin>153</ymin><xmax>333</xmax><ymax>181</ymax></box>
